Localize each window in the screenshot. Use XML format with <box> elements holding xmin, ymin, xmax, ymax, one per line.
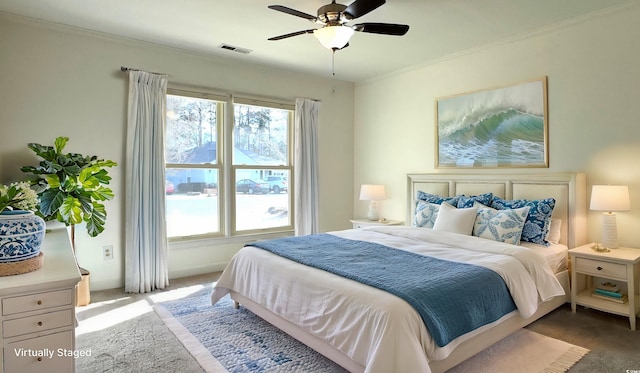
<box><xmin>165</xmin><ymin>89</ymin><xmax>294</xmax><ymax>240</ymax></box>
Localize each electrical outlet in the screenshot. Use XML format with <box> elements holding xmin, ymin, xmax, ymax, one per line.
<box><xmin>103</xmin><ymin>245</ymin><xmax>114</xmax><ymax>260</ymax></box>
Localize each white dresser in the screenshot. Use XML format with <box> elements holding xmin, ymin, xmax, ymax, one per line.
<box><xmin>0</xmin><ymin>228</ymin><xmax>81</xmax><ymax>373</ymax></box>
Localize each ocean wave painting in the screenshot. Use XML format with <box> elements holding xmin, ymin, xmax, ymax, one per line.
<box><xmin>436</xmin><ymin>78</ymin><xmax>548</xmax><ymax>168</ymax></box>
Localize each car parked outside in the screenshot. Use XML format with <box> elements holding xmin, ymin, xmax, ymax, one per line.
<box><xmin>236</xmin><ymin>179</ymin><xmax>270</xmax><ymax>194</ymax></box>
<box><xmin>265</xmin><ymin>176</ymin><xmax>288</xmax><ymax>194</ymax></box>
<box><xmin>165</xmin><ymin>180</ymin><xmax>175</xmax><ymax>195</ymax></box>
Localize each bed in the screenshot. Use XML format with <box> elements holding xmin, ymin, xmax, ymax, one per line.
<box><xmin>211</xmin><ymin>173</ymin><xmax>587</xmax><ymax>372</ymax></box>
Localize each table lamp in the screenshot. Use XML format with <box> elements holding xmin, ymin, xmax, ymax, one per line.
<box><xmin>359</xmin><ymin>184</ymin><xmax>386</xmax><ymax>221</ymax></box>
<box><xmin>589</xmin><ymin>185</ymin><xmax>630</xmax><ymax>249</ymax></box>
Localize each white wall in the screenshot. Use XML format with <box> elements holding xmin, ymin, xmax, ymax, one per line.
<box><xmin>0</xmin><ymin>14</ymin><xmax>355</xmax><ymax>290</ymax></box>
<box><xmin>353</xmin><ymin>4</ymin><xmax>640</xmax><ymax>248</ymax></box>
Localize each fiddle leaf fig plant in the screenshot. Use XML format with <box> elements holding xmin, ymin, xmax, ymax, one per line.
<box><xmin>21</xmin><ymin>136</ymin><xmax>117</xmax><ymax>237</ymax></box>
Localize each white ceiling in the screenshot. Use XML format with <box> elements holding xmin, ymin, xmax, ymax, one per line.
<box><xmin>0</xmin><ymin>0</ymin><xmax>631</xmax><ymax>82</ymax></box>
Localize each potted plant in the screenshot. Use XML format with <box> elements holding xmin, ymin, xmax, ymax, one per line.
<box><xmin>21</xmin><ymin>136</ymin><xmax>117</xmax><ymax>304</ymax></box>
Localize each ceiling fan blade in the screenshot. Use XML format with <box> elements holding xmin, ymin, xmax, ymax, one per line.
<box><xmin>344</xmin><ymin>0</ymin><xmax>385</xmax><ymax>19</ymax></box>
<box><xmin>268</xmin><ymin>29</ymin><xmax>315</xmax><ymax>41</ymax></box>
<box><xmin>268</xmin><ymin>5</ymin><xmax>317</xmax><ymax>21</ymax></box>
<box><xmin>353</xmin><ymin>23</ymin><xmax>409</xmax><ymax>36</ymax></box>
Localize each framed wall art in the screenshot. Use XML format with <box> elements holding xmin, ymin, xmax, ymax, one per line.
<box><xmin>435</xmin><ymin>77</ymin><xmax>548</xmax><ymax>168</ymax></box>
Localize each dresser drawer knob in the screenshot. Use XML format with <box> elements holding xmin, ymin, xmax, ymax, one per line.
<box><xmin>37</xmin><ymin>300</ymin><xmax>42</xmax><ymax>305</ymax></box>
<box><xmin>597</xmin><ymin>266</ymin><xmax>603</xmax><ymax>271</ymax></box>
<box><xmin>37</xmin><ymin>357</ymin><xmax>42</xmax><ymax>362</ymax></box>
<box><xmin>37</xmin><ymin>321</ymin><xmax>43</xmax><ymax>326</ymax></box>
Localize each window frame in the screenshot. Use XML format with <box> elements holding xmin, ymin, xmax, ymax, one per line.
<box><xmin>230</xmin><ymin>96</ymin><xmax>295</xmax><ymax>236</ymax></box>
<box><xmin>165</xmin><ymin>88</ymin><xmax>226</xmax><ymax>240</ymax></box>
<box><xmin>165</xmin><ymin>87</ymin><xmax>295</xmax><ymax>242</ymax></box>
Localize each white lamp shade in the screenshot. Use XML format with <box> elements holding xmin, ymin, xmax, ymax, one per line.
<box><xmin>313</xmin><ymin>26</ymin><xmax>354</xmax><ymax>49</ymax></box>
<box><xmin>359</xmin><ymin>184</ymin><xmax>386</xmax><ymax>201</ymax></box>
<box><xmin>590</xmin><ymin>185</ymin><xmax>631</xmax><ymax>212</ymax></box>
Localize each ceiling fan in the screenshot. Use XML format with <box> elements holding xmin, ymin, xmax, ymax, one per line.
<box><xmin>267</xmin><ymin>0</ymin><xmax>410</xmax><ymax>51</ymax></box>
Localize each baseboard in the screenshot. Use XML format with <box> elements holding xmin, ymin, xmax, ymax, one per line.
<box><xmin>90</xmin><ymin>278</ymin><xmax>124</xmax><ymax>291</ymax></box>
<box><xmin>169</xmin><ymin>262</ymin><xmax>228</xmax><ymax>279</ymax></box>
<box><xmin>88</xmin><ymin>262</ymin><xmax>228</xmax><ymax>291</ymax></box>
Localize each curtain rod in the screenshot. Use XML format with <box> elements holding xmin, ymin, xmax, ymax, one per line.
<box><xmin>120</xmin><ymin>66</ymin><xmax>168</xmax><ymax>76</ymax></box>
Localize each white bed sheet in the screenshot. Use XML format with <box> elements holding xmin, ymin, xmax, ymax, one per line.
<box><xmin>211</xmin><ymin>227</ymin><xmax>565</xmax><ymax>373</ymax></box>
<box><xmin>521</xmin><ymin>242</ymin><xmax>569</xmax><ymax>273</ymax></box>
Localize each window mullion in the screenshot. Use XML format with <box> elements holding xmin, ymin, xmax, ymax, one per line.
<box><xmin>223</xmin><ymin>95</ymin><xmax>234</xmax><ymax>236</ymax></box>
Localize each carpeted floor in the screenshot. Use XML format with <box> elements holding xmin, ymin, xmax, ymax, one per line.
<box><xmin>76</xmin><ymin>311</ymin><xmax>205</xmax><ymax>372</ymax></box>
<box><xmin>76</xmin><ymin>273</ymin><xmax>640</xmax><ymax>372</ymax></box>
<box><xmin>75</xmin><ymin>289</ymin><xmax>206</xmax><ymax>373</ymax></box>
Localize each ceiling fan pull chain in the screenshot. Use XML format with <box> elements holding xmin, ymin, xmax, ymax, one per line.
<box><xmin>330</xmin><ymin>47</ymin><xmax>343</xmax><ymax>76</ymax></box>
<box><xmin>331</xmin><ymin>49</ymin><xmax>336</xmax><ymax>76</ymax></box>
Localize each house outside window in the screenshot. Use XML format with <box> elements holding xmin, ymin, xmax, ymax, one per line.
<box><xmin>165</xmin><ymin>89</ymin><xmax>294</xmax><ymax>240</ymax></box>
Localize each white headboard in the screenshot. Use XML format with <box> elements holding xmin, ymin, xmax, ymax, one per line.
<box><xmin>407</xmin><ymin>173</ymin><xmax>587</xmax><ymax>249</ymax></box>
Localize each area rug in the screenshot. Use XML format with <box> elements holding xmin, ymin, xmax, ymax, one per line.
<box><xmin>154</xmin><ymin>292</ymin><xmax>589</xmax><ymax>373</ymax></box>
<box><xmin>446</xmin><ymin>329</ymin><xmax>590</xmax><ymax>373</ymax></box>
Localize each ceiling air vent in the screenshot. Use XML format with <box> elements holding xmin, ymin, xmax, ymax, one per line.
<box><xmin>218</xmin><ymin>44</ymin><xmax>252</xmax><ymax>54</ymax></box>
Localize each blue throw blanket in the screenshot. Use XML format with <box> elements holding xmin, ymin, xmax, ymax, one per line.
<box><xmin>249</xmin><ymin>233</ymin><xmax>516</xmax><ymax>347</ymax></box>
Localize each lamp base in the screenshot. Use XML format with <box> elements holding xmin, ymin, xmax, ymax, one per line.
<box><xmin>367</xmin><ymin>200</ymin><xmax>380</xmax><ymax>221</ymax></box>
<box><xmin>601</xmin><ymin>212</ymin><xmax>619</xmax><ymax>249</ymax></box>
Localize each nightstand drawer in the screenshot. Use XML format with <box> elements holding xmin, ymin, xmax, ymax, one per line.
<box><xmin>2</xmin><ymin>289</ymin><xmax>73</xmax><ymax>316</ymax></box>
<box><xmin>2</xmin><ymin>309</ymin><xmax>74</xmax><ymax>338</ymax></box>
<box><xmin>575</xmin><ymin>257</ymin><xmax>627</xmax><ymax>280</ymax></box>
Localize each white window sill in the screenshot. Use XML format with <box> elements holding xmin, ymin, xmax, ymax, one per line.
<box><xmin>169</xmin><ymin>230</ymin><xmax>294</xmax><ymax>250</ymax></box>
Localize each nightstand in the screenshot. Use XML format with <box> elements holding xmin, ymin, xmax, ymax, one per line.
<box><xmin>350</xmin><ymin>219</ymin><xmax>403</xmax><ymax>229</ymax></box>
<box><xmin>569</xmin><ymin>244</ymin><xmax>640</xmax><ymax>330</ymax></box>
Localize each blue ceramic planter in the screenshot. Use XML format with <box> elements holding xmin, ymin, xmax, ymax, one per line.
<box><xmin>0</xmin><ymin>210</ymin><xmax>46</xmax><ymax>263</ymax></box>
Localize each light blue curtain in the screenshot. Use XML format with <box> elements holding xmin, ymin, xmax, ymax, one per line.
<box><xmin>124</xmin><ymin>70</ymin><xmax>169</xmax><ymax>293</ymax></box>
<box><xmin>294</xmin><ymin>98</ymin><xmax>320</xmax><ymax>236</ymax></box>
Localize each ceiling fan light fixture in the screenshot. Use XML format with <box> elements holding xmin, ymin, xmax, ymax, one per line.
<box><xmin>313</xmin><ymin>25</ymin><xmax>354</xmax><ymax>50</ymax></box>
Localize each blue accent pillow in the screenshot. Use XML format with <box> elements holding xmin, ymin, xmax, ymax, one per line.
<box><xmin>490</xmin><ymin>196</ymin><xmax>556</xmax><ymax>246</ymax></box>
<box><xmin>457</xmin><ymin>193</ymin><xmax>493</xmax><ymax>208</ymax></box>
<box><xmin>416</xmin><ymin>191</ymin><xmax>460</xmax><ymax>206</ymax></box>
<box><xmin>414</xmin><ymin>200</ymin><xmax>440</xmax><ymax>228</ymax></box>
<box><xmin>473</xmin><ymin>203</ymin><xmax>530</xmax><ymax>245</ymax></box>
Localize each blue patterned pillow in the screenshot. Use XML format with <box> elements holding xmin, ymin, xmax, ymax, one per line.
<box><xmin>490</xmin><ymin>196</ymin><xmax>556</xmax><ymax>246</ymax></box>
<box><xmin>416</xmin><ymin>191</ymin><xmax>460</xmax><ymax>206</ymax></box>
<box><xmin>473</xmin><ymin>203</ymin><xmax>530</xmax><ymax>245</ymax></box>
<box><xmin>413</xmin><ymin>200</ymin><xmax>440</xmax><ymax>228</ymax></box>
<box><xmin>457</xmin><ymin>193</ymin><xmax>493</xmax><ymax>208</ymax></box>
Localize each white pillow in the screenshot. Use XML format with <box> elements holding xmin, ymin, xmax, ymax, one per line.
<box><xmin>433</xmin><ymin>202</ymin><xmax>478</xmax><ymax>235</ymax></box>
<box><xmin>473</xmin><ymin>203</ymin><xmax>530</xmax><ymax>245</ymax></box>
<box><xmin>546</xmin><ymin>219</ymin><xmax>562</xmax><ymax>244</ymax></box>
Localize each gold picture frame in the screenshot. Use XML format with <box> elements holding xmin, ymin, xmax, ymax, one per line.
<box><xmin>435</xmin><ymin>77</ymin><xmax>548</xmax><ymax>168</ymax></box>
